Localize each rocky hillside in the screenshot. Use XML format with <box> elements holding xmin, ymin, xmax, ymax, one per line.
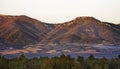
<box><xmin>0</xmin><ymin>15</ymin><xmax>55</xmax><ymax>45</ymax></box>
<box><xmin>41</xmin><ymin>17</ymin><xmax>120</xmax><ymax>45</ymax></box>
<box><xmin>0</xmin><ymin>15</ymin><xmax>120</xmax><ymax>46</ymax></box>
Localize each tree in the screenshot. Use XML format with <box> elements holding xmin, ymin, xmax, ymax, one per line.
<box><xmin>41</xmin><ymin>59</ymin><xmax>56</xmax><ymax>69</ymax></box>
<box><xmin>95</xmin><ymin>64</ymin><xmax>102</xmax><ymax>69</ymax></box>
<box><xmin>60</xmin><ymin>54</ymin><xmax>66</xmax><ymax>58</ymax></box>
<box><xmin>77</xmin><ymin>56</ymin><xmax>84</xmax><ymax>63</ymax></box>
<box><xmin>0</xmin><ymin>55</ymin><xmax>8</xmax><ymax>69</ymax></box>
<box><xmin>118</xmin><ymin>54</ymin><xmax>120</xmax><ymax>59</ymax></box>
<box><xmin>103</xmin><ymin>64</ymin><xmax>109</xmax><ymax>69</ymax></box>
<box><xmin>88</xmin><ymin>54</ymin><xmax>95</xmax><ymax>60</ymax></box>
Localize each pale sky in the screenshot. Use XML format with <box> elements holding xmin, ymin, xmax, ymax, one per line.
<box><xmin>0</xmin><ymin>0</ymin><xmax>120</xmax><ymax>24</ymax></box>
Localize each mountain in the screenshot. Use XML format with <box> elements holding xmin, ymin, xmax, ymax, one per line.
<box><xmin>41</xmin><ymin>17</ymin><xmax>120</xmax><ymax>45</ymax></box>
<box><xmin>0</xmin><ymin>15</ymin><xmax>120</xmax><ymax>46</ymax></box>
<box><xmin>0</xmin><ymin>15</ymin><xmax>55</xmax><ymax>45</ymax></box>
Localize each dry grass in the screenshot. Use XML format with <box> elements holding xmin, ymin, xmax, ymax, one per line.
<box><xmin>0</xmin><ymin>47</ymin><xmax>42</xmax><ymax>55</ymax></box>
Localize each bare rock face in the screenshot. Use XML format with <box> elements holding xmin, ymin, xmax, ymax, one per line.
<box><xmin>0</xmin><ymin>15</ymin><xmax>55</xmax><ymax>45</ymax></box>
<box><xmin>0</xmin><ymin>15</ymin><xmax>120</xmax><ymax>46</ymax></box>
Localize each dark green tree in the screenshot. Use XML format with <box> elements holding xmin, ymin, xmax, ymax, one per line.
<box><xmin>88</xmin><ymin>54</ymin><xmax>95</xmax><ymax>60</ymax></box>
<box><xmin>0</xmin><ymin>55</ymin><xmax>8</xmax><ymax>69</ymax></box>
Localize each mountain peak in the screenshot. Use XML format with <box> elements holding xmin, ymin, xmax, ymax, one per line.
<box><xmin>0</xmin><ymin>15</ymin><xmax>120</xmax><ymax>46</ymax></box>
<box><xmin>73</xmin><ymin>16</ymin><xmax>101</xmax><ymax>23</ymax></box>
<box><xmin>0</xmin><ymin>15</ymin><xmax>55</xmax><ymax>45</ymax></box>
<box><xmin>58</xmin><ymin>16</ymin><xmax>101</xmax><ymax>27</ymax></box>
<box><xmin>75</xmin><ymin>16</ymin><xmax>94</xmax><ymax>19</ymax></box>
<box><xmin>0</xmin><ymin>15</ymin><xmax>30</xmax><ymax>19</ymax></box>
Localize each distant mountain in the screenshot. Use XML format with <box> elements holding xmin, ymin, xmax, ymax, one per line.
<box><xmin>0</xmin><ymin>15</ymin><xmax>55</xmax><ymax>45</ymax></box>
<box><xmin>41</xmin><ymin>17</ymin><xmax>120</xmax><ymax>45</ymax></box>
<box><xmin>0</xmin><ymin>15</ymin><xmax>120</xmax><ymax>46</ymax></box>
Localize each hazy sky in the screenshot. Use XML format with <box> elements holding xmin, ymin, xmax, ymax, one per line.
<box><xmin>0</xmin><ymin>0</ymin><xmax>120</xmax><ymax>24</ymax></box>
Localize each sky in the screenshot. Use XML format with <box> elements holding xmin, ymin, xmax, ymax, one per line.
<box><xmin>0</xmin><ymin>0</ymin><xmax>120</xmax><ymax>24</ymax></box>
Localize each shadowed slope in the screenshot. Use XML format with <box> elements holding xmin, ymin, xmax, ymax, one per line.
<box><xmin>0</xmin><ymin>15</ymin><xmax>55</xmax><ymax>45</ymax></box>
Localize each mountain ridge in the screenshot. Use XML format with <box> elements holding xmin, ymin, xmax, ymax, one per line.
<box><xmin>41</xmin><ymin>17</ymin><xmax>120</xmax><ymax>45</ymax></box>
<box><xmin>0</xmin><ymin>15</ymin><xmax>120</xmax><ymax>46</ymax></box>
<box><xmin>0</xmin><ymin>15</ymin><xmax>55</xmax><ymax>45</ymax></box>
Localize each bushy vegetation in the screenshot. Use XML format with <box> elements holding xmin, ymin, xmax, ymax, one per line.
<box><xmin>0</xmin><ymin>54</ymin><xmax>120</xmax><ymax>69</ymax></box>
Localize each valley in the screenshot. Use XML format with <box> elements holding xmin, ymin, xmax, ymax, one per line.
<box><xmin>0</xmin><ymin>43</ymin><xmax>120</xmax><ymax>58</ymax></box>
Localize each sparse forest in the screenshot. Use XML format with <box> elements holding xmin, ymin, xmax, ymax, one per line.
<box><xmin>0</xmin><ymin>54</ymin><xmax>120</xmax><ymax>69</ymax></box>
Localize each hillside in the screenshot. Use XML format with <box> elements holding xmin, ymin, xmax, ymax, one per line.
<box><xmin>0</xmin><ymin>15</ymin><xmax>55</xmax><ymax>45</ymax></box>
<box><xmin>0</xmin><ymin>15</ymin><xmax>120</xmax><ymax>46</ymax></box>
<box><xmin>41</xmin><ymin>17</ymin><xmax>120</xmax><ymax>45</ymax></box>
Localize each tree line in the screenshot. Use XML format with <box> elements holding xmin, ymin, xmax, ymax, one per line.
<box><xmin>0</xmin><ymin>54</ymin><xmax>120</xmax><ymax>69</ymax></box>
